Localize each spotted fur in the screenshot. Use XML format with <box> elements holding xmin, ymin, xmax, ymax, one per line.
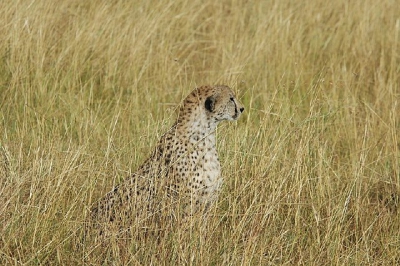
<box><xmin>89</xmin><ymin>85</ymin><xmax>244</xmax><ymax>232</ymax></box>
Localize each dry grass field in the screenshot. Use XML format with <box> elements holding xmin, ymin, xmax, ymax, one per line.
<box><xmin>1</xmin><ymin>0</ymin><xmax>399</xmax><ymax>264</ymax></box>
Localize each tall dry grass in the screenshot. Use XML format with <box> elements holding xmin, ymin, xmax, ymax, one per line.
<box><xmin>0</xmin><ymin>0</ymin><xmax>399</xmax><ymax>264</ymax></box>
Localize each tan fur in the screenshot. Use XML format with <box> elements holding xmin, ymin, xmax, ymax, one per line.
<box><xmin>89</xmin><ymin>85</ymin><xmax>244</xmax><ymax>233</ymax></box>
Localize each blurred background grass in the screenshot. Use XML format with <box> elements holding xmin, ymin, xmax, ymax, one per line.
<box><xmin>0</xmin><ymin>0</ymin><xmax>399</xmax><ymax>264</ymax></box>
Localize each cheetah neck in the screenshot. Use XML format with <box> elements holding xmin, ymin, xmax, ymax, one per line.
<box><xmin>175</xmin><ymin>107</ymin><xmax>219</xmax><ymax>142</ymax></box>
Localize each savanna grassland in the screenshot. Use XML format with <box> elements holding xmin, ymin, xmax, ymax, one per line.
<box><xmin>1</xmin><ymin>0</ymin><xmax>399</xmax><ymax>264</ymax></box>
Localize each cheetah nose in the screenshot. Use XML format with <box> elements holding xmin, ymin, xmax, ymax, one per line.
<box><xmin>240</xmin><ymin>107</ymin><xmax>244</xmax><ymax>113</ymax></box>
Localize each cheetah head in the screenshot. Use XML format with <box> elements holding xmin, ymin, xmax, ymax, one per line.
<box><xmin>203</xmin><ymin>85</ymin><xmax>244</xmax><ymax>122</ymax></box>
<box><xmin>181</xmin><ymin>85</ymin><xmax>244</xmax><ymax>125</ymax></box>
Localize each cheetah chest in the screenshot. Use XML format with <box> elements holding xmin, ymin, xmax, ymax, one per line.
<box><xmin>188</xmin><ymin>135</ymin><xmax>222</xmax><ymax>203</ymax></box>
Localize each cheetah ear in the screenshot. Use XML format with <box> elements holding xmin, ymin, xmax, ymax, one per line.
<box><xmin>205</xmin><ymin>96</ymin><xmax>216</xmax><ymax>112</ymax></box>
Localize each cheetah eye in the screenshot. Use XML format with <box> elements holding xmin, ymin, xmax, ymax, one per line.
<box><xmin>230</xmin><ymin>97</ymin><xmax>234</xmax><ymax>102</ymax></box>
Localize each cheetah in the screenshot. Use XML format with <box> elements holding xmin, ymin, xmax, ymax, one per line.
<box><xmin>89</xmin><ymin>85</ymin><xmax>244</xmax><ymax>234</ymax></box>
